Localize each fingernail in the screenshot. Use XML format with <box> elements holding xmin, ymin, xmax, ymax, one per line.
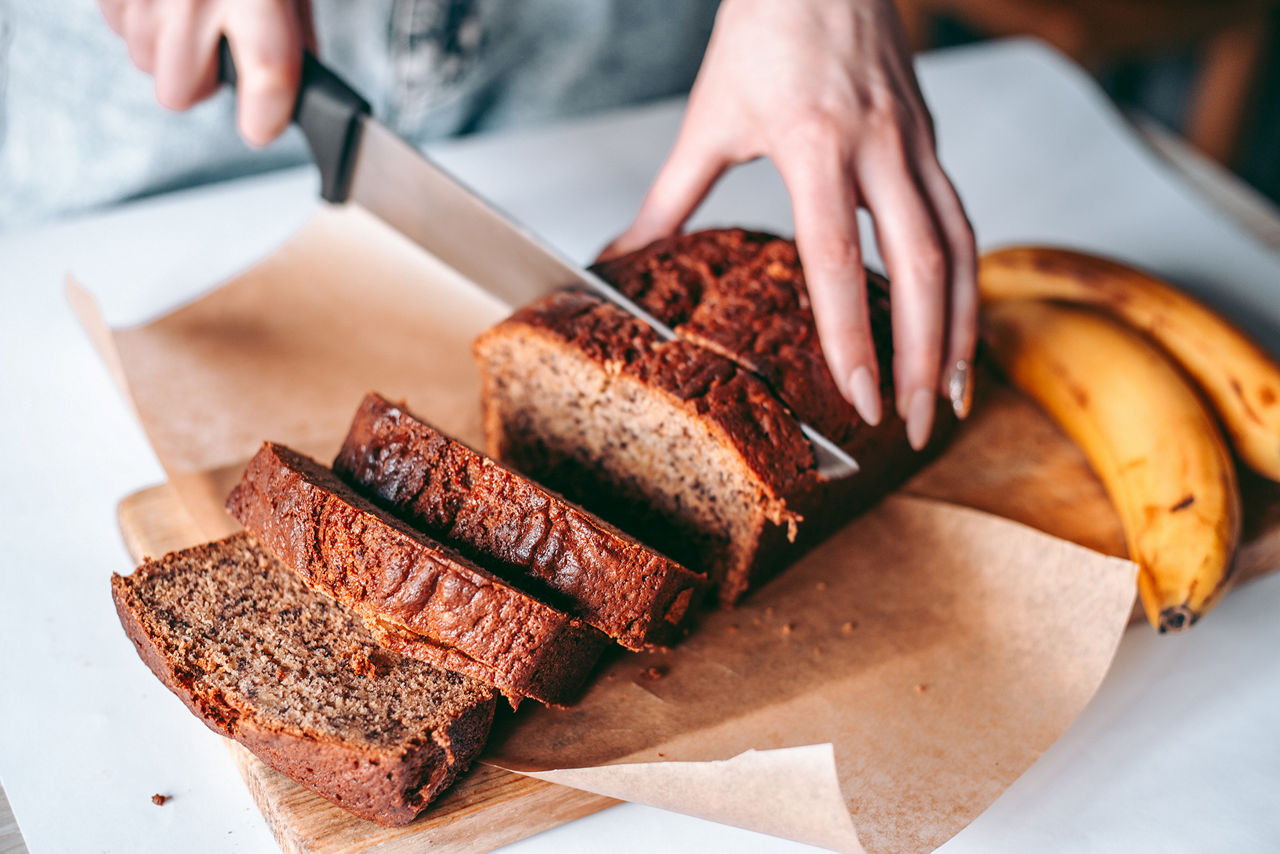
<box><xmin>846</xmin><ymin>366</ymin><xmax>882</xmax><ymax>426</ymax></box>
<box><xmin>240</xmin><ymin>88</ymin><xmax>292</xmax><ymax>148</ymax></box>
<box><xmin>946</xmin><ymin>359</ymin><xmax>974</xmax><ymax>419</ymax></box>
<box><xmin>905</xmin><ymin>388</ymin><xmax>936</xmax><ymax>451</ymax></box>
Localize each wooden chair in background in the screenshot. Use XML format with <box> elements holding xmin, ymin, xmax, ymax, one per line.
<box><xmin>896</xmin><ymin>0</ymin><xmax>1278</xmax><ymax>166</ymax></box>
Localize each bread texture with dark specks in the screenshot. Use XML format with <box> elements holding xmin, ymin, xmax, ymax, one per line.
<box><xmin>226</xmin><ymin>441</ymin><xmax>609</xmax><ymax>706</ymax></box>
<box><xmin>334</xmin><ymin>392</ymin><xmax>708</xmax><ymax>650</ymax></box>
<box><xmin>474</xmin><ymin>228</ymin><xmax>948</xmax><ymax>605</ymax></box>
<box><xmin>110</xmin><ymin>533</ymin><xmax>496</xmax><ymax>826</ymax></box>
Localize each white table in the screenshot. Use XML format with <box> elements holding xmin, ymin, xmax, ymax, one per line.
<box><xmin>3</xmin><ymin>39</ymin><xmax>1280</xmax><ymax>854</ymax></box>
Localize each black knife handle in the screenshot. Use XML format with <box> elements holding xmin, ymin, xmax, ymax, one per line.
<box><xmin>217</xmin><ymin>38</ymin><xmax>371</xmax><ymax>203</ymax></box>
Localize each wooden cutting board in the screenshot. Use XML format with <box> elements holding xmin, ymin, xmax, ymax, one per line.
<box><xmin>115</xmin><ymin>380</ymin><xmax>1280</xmax><ymax>854</ymax></box>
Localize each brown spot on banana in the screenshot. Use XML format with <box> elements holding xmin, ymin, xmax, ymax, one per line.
<box><xmin>1066</xmin><ymin>381</ymin><xmax>1089</xmax><ymax>408</ymax></box>
<box><xmin>1229</xmin><ymin>376</ymin><xmax>1264</xmax><ymax>425</ymax></box>
<box><xmin>1170</xmin><ymin>494</ymin><xmax>1196</xmax><ymax>512</ymax></box>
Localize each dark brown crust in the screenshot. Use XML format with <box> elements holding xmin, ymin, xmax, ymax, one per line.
<box><xmin>474</xmin><ymin>288</ymin><xmax>816</xmax><ymax>507</ymax></box>
<box><xmin>110</xmin><ymin>535</ymin><xmax>496</xmax><ymax>826</ymax></box>
<box><xmin>226</xmin><ymin>443</ymin><xmax>608</xmax><ymax>706</ymax></box>
<box><xmin>590</xmin><ymin>228</ymin><xmax>895</xmax><ymax>445</ymax></box>
<box><xmin>334</xmin><ymin>392</ymin><xmax>708</xmax><ymax>650</ymax></box>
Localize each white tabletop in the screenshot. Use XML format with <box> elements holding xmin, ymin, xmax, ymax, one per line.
<box><xmin>3</xmin><ymin>39</ymin><xmax>1280</xmax><ymax>854</ymax></box>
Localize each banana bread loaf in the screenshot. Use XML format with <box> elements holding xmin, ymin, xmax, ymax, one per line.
<box><xmin>226</xmin><ymin>442</ymin><xmax>608</xmax><ymax>706</ymax></box>
<box><xmin>111</xmin><ymin>533</ymin><xmax>496</xmax><ymax>826</ymax></box>
<box><xmin>474</xmin><ymin>229</ymin><xmax>945</xmax><ymax>605</ymax></box>
<box><xmin>334</xmin><ymin>392</ymin><xmax>708</xmax><ymax>649</ymax></box>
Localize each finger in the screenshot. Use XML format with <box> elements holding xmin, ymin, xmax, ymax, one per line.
<box><xmin>599</xmin><ymin>130</ymin><xmax>728</xmax><ymax>261</ymax></box>
<box><xmin>919</xmin><ymin>156</ymin><xmax>978</xmax><ymax>419</ymax></box>
<box><xmin>775</xmin><ymin>143</ymin><xmax>882</xmax><ymax>427</ymax></box>
<box><xmin>858</xmin><ymin>150</ymin><xmax>948</xmax><ymax>450</ymax></box>
<box><xmin>121</xmin><ymin>1</ymin><xmax>159</xmax><ymax>74</ymax></box>
<box><xmin>223</xmin><ymin>0</ymin><xmax>305</xmax><ymax>147</ymax></box>
<box><xmin>99</xmin><ymin>0</ymin><xmax>128</xmax><ymax>36</ymax></box>
<box><xmin>154</xmin><ymin>2</ymin><xmax>221</xmax><ymax>110</ymax></box>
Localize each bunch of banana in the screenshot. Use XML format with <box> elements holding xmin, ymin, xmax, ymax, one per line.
<box><xmin>980</xmin><ymin>247</ymin><xmax>1280</xmax><ymax>480</ymax></box>
<box><xmin>979</xmin><ymin>246</ymin><xmax>1280</xmax><ymax>632</ymax></box>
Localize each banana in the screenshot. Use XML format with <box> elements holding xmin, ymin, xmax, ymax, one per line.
<box><xmin>979</xmin><ymin>246</ymin><xmax>1280</xmax><ymax>482</ymax></box>
<box><xmin>983</xmin><ymin>300</ymin><xmax>1242</xmax><ymax>633</ymax></box>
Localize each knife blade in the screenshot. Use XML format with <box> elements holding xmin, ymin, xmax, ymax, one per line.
<box><xmin>217</xmin><ymin>43</ymin><xmax>859</xmax><ymax>479</ymax></box>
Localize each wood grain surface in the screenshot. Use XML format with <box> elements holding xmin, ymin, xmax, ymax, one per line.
<box><xmin>113</xmin><ymin>378</ymin><xmax>1280</xmax><ymax>854</ymax></box>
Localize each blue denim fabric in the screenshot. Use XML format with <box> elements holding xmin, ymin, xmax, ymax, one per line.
<box><xmin>0</xmin><ymin>0</ymin><xmax>718</xmax><ymax>229</ymax></box>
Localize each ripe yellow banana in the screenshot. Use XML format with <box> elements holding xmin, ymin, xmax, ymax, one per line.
<box><xmin>979</xmin><ymin>246</ymin><xmax>1280</xmax><ymax>482</ymax></box>
<box><xmin>983</xmin><ymin>300</ymin><xmax>1242</xmax><ymax>632</ymax></box>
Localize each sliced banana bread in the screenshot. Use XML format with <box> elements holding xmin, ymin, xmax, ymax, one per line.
<box><xmin>474</xmin><ymin>229</ymin><xmax>943</xmax><ymax>605</ymax></box>
<box><xmin>111</xmin><ymin>533</ymin><xmax>496</xmax><ymax>826</ymax></box>
<box><xmin>334</xmin><ymin>392</ymin><xmax>708</xmax><ymax>650</ymax></box>
<box><xmin>226</xmin><ymin>442</ymin><xmax>608</xmax><ymax>706</ymax></box>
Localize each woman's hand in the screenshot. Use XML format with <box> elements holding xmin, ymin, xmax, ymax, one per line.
<box><xmin>99</xmin><ymin>0</ymin><xmax>314</xmax><ymax>146</ymax></box>
<box><xmin>602</xmin><ymin>0</ymin><xmax>976</xmax><ymax>450</ymax></box>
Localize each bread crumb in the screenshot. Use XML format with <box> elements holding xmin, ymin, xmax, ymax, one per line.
<box><xmin>765</xmin><ymin>606</ymin><xmax>775</xmax><ymax>617</ymax></box>
<box><xmin>812</xmin><ymin>646</ymin><xmax>822</xmax><ymax>657</ymax></box>
<box><xmin>151</xmin><ymin>794</ymin><xmax>169</xmax><ymax>806</ymax></box>
<box><xmin>915</xmin><ymin>683</ymin><xmax>927</xmax><ymax>694</ymax></box>
<box><xmin>349</xmin><ymin>652</ymin><xmax>376</xmax><ymax>678</ymax></box>
<box><xmin>639</xmin><ymin>665</ymin><xmax>667</xmax><ymax>682</ymax></box>
<box><xmin>815</xmin><ymin>581</ymin><xmax>827</xmax><ymax>591</ymax></box>
<box><xmin>841</xmin><ymin>621</ymin><xmax>857</xmax><ymax>634</ymax></box>
<box><xmin>726</xmin><ymin>624</ymin><xmax>738</xmax><ymax>634</ymax></box>
<box><xmin>347</xmin><ymin>647</ymin><xmax>394</xmax><ymax>678</ymax></box>
<box><xmin>780</xmin><ymin>622</ymin><xmax>795</xmax><ymax>637</ymax></box>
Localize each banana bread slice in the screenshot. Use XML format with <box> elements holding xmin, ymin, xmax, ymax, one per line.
<box><xmin>334</xmin><ymin>392</ymin><xmax>708</xmax><ymax>650</ymax></box>
<box><xmin>111</xmin><ymin>533</ymin><xmax>496</xmax><ymax>826</ymax></box>
<box><xmin>226</xmin><ymin>442</ymin><xmax>608</xmax><ymax>706</ymax></box>
<box><xmin>474</xmin><ymin>229</ymin><xmax>943</xmax><ymax>606</ymax></box>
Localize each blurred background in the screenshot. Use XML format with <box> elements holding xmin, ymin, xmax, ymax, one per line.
<box><xmin>896</xmin><ymin>0</ymin><xmax>1279</xmax><ymax>205</ymax></box>
<box><xmin>0</xmin><ymin>1</ymin><xmax>1276</xmax><ymax>228</ymax></box>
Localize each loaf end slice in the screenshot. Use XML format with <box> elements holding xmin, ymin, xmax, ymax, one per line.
<box><xmin>226</xmin><ymin>442</ymin><xmax>609</xmax><ymax>706</ymax></box>
<box><xmin>335</xmin><ymin>392</ymin><xmax>708</xmax><ymax>649</ymax></box>
<box><xmin>110</xmin><ymin>533</ymin><xmax>496</xmax><ymax>826</ymax></box>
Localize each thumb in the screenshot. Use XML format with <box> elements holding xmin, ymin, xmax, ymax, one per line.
<box><xmin>599</xmin><ymin>134</ymin><xmax>727</xmax><ymax>261</ymax></box>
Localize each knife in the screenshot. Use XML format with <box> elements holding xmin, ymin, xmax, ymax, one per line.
<box><xmin>217</xmin><ymin>43</ymin><xmax>859</xmax><ymax>479</ymax></box>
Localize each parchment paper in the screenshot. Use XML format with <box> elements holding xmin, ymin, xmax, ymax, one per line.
<box><xmin>74</xmin><ymin>204</ymin><xmax>1137</xmax><ymax>853</ymax></box>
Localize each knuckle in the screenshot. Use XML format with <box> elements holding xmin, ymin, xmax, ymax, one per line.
<box><xmin>856</xmin><ymin>78</ymin><xmax>899</xmax><ymax>120</ymax></box>
<box><xmin>863</xmin><ymin>99</ymin><xmax>926</xmax><ymax>156</ymax></box>
<box><xmin>909</xmin><ymin>245</ymin><xmax>948</xmax><ymax>286</ymax></box>
<box><xmin>781</xmin><ymin>110</ymin><xmax>846</xmax><ymax>160</ymax></box>
<box><xmin>804</xmin><ymin>230</ymin><xmax>860</xmax><ymax>273</ymax></box>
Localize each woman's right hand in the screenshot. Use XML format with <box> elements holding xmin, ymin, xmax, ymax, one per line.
<box><xmin>99</xmin><ymin>0</ymin><xmax>313</xmax><ymax>146</ymax></box>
